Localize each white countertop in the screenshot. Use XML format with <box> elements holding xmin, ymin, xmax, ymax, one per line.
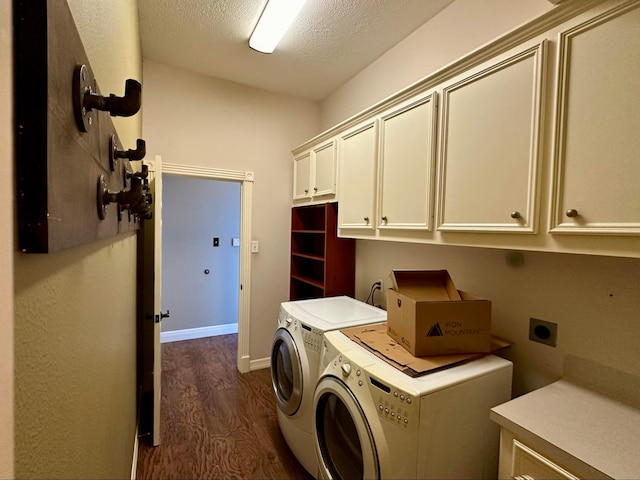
<box><xmin>490</xmin><ymin>379</ymin><xmax>640</xmax><ymax>479</ymax></box>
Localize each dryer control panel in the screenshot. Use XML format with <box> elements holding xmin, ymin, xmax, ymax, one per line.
<box><xmin>326</xmin><ymin>349</ymin><xmax>419</xmax><ymax>432</ymax></box>
<box><xmin>372</xmin><ymin>379</ymin><xmax>418</xmax><ymax>430</ymax></box>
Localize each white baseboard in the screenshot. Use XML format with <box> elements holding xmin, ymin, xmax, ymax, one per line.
<box><xmin>250</xmin><ymin>356</ymin><xmax>271</xmax><ymax>371</ymax></box>
<box><xmin>161</xmin><ymin>323</ymin><xmax>238</xmax><ymax>343</ymax></box>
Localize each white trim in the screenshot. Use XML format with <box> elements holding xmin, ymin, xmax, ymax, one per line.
<box><xmin>250</xmin><ymin>356</ymin><xmax>271</xmax><ymax>371</ymax></box>
<box><xmin>162</xmin><ymin>163</ymin><xmax>253</xmax><ymax>373</ymax></box>
<box><xmin>130</xmin><ymin>423</ymin><xmax>139</xmax><ymax>480</ymax></box>
<box><xmin>161</xmin><ymin>323</ymin><xmax>239</xmax><ymax>343</ymax></box>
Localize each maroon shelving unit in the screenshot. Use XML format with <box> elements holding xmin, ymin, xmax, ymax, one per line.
<box><xmin>290</xmin><ymin>203</ymin><xmax>355</xmax><ymax>301</ymax></box>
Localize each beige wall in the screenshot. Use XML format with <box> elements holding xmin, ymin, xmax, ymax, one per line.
<box><xmin>321</xmin><ymin>0</ymin><xmax>640</xmax><ymax>397</ymax></box>
<box><xmin>355</xmin><ymin>242</ymin><xmax>640</xmax><ymax>397</ymax></box>
<box><xmin>142</xmin><ymin>60</ymin><xmax>320</xmax><ymax>360</ymax></box>
<box><xmin>320</xmin><ymin>0</ymin><xmax>553</xmax><ymax>129</ymax></box>
<box><xmin>0</xmin><ymin>1</ymin><xmax>14</xmax><ymax>477</ymax></box>
<box><xmin>13</xmin><ymin>1</ymin><xmax>142</xmax><ymax>478</ymax></box>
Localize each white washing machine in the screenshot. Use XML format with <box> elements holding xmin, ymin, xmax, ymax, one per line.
<box><xmin>271</xmin><ymin>296</ymin><xmax>387</xmax><ymax>478</ymax></box>
<box><xmin>313</xmin><ymin>330</ymin><xmax>513</xmax><ymax>480</ymax></box>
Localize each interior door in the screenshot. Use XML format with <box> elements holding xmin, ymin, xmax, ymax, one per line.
<box><xmin>139</xmin><ymin>155</ymin><xmax>163</xmax><ymax>446</ymax></box>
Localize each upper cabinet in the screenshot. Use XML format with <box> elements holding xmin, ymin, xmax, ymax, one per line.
<box><xmin>549</xmin><ymin>2</ymin><xmax>640</xmax><ymax>235</ymax></box>
<box><xmin>293</xmin><ymin>139</ymin><xmax>337</xmax><ymax>203</ymax></box>
<box><xmin>292</xmin><ymin>0</ymin><xmax>640</xmax><ymax>257</ymax></box>
<box><xmin>378</xmin><ymin>91</ymin><xmax>438</xmax><ymax>231</ymax></box>
<box><xmin>313</xmin><ymin>140</ymin><xmax>338</xmax><ymax>197</ymax></box>
<box><xmin>437</xmin><ymin>41</ymin><xmax>547</xmax><ymax>233</ymax></box>
<box><xmin>293</xmin><ymin>151</ymin><xmax>312</xmax><ymax>200</ymax></box>
<box><xmin>337</xmin><ymin>119</ymin><xmax>378</xmax><ymax>229</ymax></box>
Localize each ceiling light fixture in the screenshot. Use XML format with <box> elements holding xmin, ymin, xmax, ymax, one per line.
<box><xmin>249</xmin><ymin>0</ymin><xmax>308</xmax><ymax>54</ymax></box>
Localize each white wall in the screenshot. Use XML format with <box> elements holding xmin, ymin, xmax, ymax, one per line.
<box><xmin>142</xmin><ymin>60</ymin><xmax>320</xmax><ymax>360</ymax></box>
<box><xmin>162</xmin><ymin>175</ymin><xmax>240</xmax><ymax>332</ymax></box>
<box><xmin>320</xmin><ymin>0</ymin><xmax>553</xmax><ymax>129</ymax></box>
<box><xmin>13</xmin><ymin>1</ymin><xmax>142</xmax><ymax>477</ymax></box>
<box><xmin>0</xmin><ymin>1</ymin><xmax>14</xmax><ymax>477</ymax></box>
<box><xmin>322</xmin><ymin>0</ymin><xmax>640</xmax><ymax>397</ymax></box>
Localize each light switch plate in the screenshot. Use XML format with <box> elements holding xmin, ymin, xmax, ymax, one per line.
<box><xmin>251</xmin><ymin>240</ymin><xmax>259</xmax><ymax>253</ymax></box>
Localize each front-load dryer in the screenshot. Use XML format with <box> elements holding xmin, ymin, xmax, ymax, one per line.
<box><xmin>271</xmin><ymin>296</ymin><xmax>387</xmax><ymax>478</ymax></box>
<box><xmin>313</xmin><ymin>330</ymin><xmax>513</xmax><ymax>480</ymax></box>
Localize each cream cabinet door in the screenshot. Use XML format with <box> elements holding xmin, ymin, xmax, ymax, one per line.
<box><xmin>312</xmin><ymin>140</ymin><xmax>337</xmax><ymax>198</ymax></box>
<box><xmin>511</xmin><ymin>440</ymin><xmax>579</xmax><ymax>480</ymax></box>
<box><xmin>293</xmin><ymin>151</ymin><xmax>311</xmax><ymax>200</ymax></box>
<box><xmin>378</xmin><ymin>91</ymin><xmax>438</xmax><ymax>231</ymax></box>
<box><xmin>437</xmin><ymin>41</ymin><xmax>547</xmax><ymax>233</ymax></box>
<box><xmin>550</xmin><ymin>3</ymin><xmax>640</xmax><ymax>235</ymax></box>
<box><xmin>338</xmin><ymin>120</ymin><xmax>378</xmax><ymax>229</ymax></box>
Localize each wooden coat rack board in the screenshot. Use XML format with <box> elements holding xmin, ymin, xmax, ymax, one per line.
<box><xmin>15</xmin><ymin>0</ymin><xmax>151</xmax><ymax>253</ymax></box>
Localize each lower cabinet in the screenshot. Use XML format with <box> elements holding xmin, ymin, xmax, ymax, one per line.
<box><xmin>290</xmin><ymin>203</ymin><xmax>355</xmax><ymax>300</ymax></box>
<box><xmin>499</xmin><ymin>431</ymin><xmax>580</xmax><ymax>480</ymax></box>
<box><xmin>491</xmin><ymin>379</ymin><xmax>640</xmax><ymax>480</ymax></box>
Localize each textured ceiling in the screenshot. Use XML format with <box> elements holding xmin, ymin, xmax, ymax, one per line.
<box><xmin>138</xmin><ymin>0</ymin><xmax>455</xmax><ymax>101</ymax></box>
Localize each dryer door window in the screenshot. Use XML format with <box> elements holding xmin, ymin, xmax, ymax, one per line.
<box><xmin>271</xmin><ymin>328</ymin><xmax>303</xmax><ymax>416</ymax></box>
<box><xmin>314</xmin><ymin>376</ymin><xmax>379</xmax><ymax>480</ymax></box>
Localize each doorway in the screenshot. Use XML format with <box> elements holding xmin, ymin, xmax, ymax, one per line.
<box><xmin>161</xmin><ymin>174</ymin><xmax>240</xmax><ymax>341</ymax></box>
<box><xmin>163</xmin><ymin>163</ymin><xmax>254</xmax><ymax>373</ymax></box>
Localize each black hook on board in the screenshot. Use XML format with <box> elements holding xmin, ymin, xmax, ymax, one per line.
<box><xmin>73</xmin><ymin>64</ymin><xmax>142</xmax><ymax>133</ymax></box>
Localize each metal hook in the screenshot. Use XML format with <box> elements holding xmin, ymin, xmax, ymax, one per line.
<box><xmin>110</xmin><ymin>135</ymin><xmax>146</xmax><ymax>170</ymax></box>
<box><xmin>74</xmin><ymin>64</ymin><xmax>142</xmax><ymax>132</ymax></box>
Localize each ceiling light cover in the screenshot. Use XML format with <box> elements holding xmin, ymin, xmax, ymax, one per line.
<box><xmin>249</xmin><ymin>0</ymin><xmax>308</xmax><ymax>54</ymax></box>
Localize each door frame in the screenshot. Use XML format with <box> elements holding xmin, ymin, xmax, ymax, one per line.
<box><xmin>163</xmin><ymin>162</ymin><xmax>254</xmax><ymax>373</ymax></box>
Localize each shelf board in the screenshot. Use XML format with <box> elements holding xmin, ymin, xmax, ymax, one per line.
<box><xmin>291</xmin><ymin>252</ymin><xmax>325</xmax><ymax>262</ymax></box>
<box><xmin>291</xmin><ymin>274</ymin><xmax>325</xmax><ymax>289</ymax></box>
<box><xmin>292</xmin><ymin>229</ymin><xmax>325</xmax><ymax>234</ymax></box>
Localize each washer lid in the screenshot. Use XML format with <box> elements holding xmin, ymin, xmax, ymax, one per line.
<box><xmin>282</xmin><ymin>296</ymin><xmax>386</xmax><ymax>330</ymax></box>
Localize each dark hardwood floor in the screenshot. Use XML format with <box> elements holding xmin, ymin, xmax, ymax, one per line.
<box><xmin>136</xmin><ymin>334</ymin><xmax>313</xmax><ymax>479</ymax></box>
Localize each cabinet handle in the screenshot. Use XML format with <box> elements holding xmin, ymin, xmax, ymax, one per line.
<box><xmin>566</xmin><ymin>209</ymin><xmax>579</xmax><ymax>218</ymax></box>
<box><xmin>382</xmin><ymin>216</ymin><xmax>388</xmax><ymax>224</ymax></box>
<box><xmin>304</xmin><ymin>189</ymin><xmax>309</xmax><ymax>194</ymax></box>
<box><xmin>313</xmin><ymin>187</ymin><xmax>318</xmax><ymax>192</ymax></box>
<box><xmin>510</xmin><ymin>211</ymin><xmax>521</xmax><ymax>219</ymax></box>
<box><xmin>364</xmin><ymin>216</ymin><xmax>369</xmax><ymax>224</ymax></box>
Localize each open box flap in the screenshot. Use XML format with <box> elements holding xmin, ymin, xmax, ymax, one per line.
<box><xmin>388</xmin><ymin>270</ymin><xmax>462</xmax><ymax>301</ymax></box>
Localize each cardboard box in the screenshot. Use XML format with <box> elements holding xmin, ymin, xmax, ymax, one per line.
<box><xmin>386</xmin><ymin>270</ymin><xmax>491</xmax><ymax>356</ymax></box>
<box><xmin>341</xmin><ymin>323</ymin><xmax>511</xmax><ymax>377</ymax></box>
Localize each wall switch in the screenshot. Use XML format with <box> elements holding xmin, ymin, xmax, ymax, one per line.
<box><xmin>231</xmin><ymin>237</ymin><xmax>240</xmax><ymax>247</ymax></box>
<box><xmin>213</xmin><ymin>237</ymin><xmax>219</xmax><ymax>247</ymax></box>
<box><xmin>251</xmin><ymin>240</ymin><xmax>259</xmax><ymax>253</ymax></box>
<box><xmin>529</xmin><ymin>318</ymin><xmax>558</xmax><ymax>347</ymax></box>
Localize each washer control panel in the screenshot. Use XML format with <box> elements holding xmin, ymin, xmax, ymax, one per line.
<box><xmin>278</xmin><ymin>307</ymin><xmax>322</xmax><ymax>353</ymax></box>
<box><xmin>301</xmin><ymin>322</ymin><xmax>322</xmax><ymax>353</ymax></box>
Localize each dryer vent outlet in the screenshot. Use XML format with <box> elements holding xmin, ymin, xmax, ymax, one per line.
<box><xmin>529</xmin><ymin>318</ymin><xmax>557</xmax><ymax>347</ymax></box>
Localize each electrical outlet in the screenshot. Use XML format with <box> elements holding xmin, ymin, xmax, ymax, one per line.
<box><xmin>374</xmin><ymin>278</ymin><xmax>383</xmax><ymax>290</ymax></box>
<box><xmin>529</xmin><ymin>318</ymin><xmax>558</xmax><ymax>347</ymax></box>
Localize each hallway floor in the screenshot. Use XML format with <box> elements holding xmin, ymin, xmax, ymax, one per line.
<box><xmin>136</xmin><ymin>334</ymin><xmax>313</xmax><ymax>479</ymax></box>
